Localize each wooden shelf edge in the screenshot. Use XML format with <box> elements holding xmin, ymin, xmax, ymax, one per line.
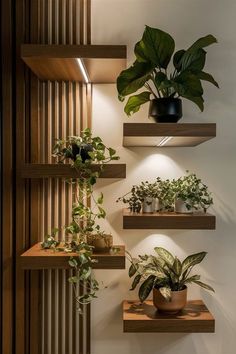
<box><xmin>20</xmin><ymin>243</ymin><xmax>126</xmax><ymax>270</ymax></box>
<box><xmin>21</xmin><ymin>44</ymin><xmax>127</xmax><ymax>83</ymax></box>
<box><xmin>18</xmin><ymin>163</ymin><xmax>126</xmax><ymax>179</ymax></box>
<box><xmin>123</xmin><ymin>123</ymin><xmax>216</xmax><ymax>147</ymax></box>
<box><xmin>123</xmin><ymin>209</ymin><xmax>216</xmax><ymax>230</ymax></box>
<box><xmin>123</xmin><ymin>300</ymin><xmax>215</xmax><ymax>333</ymax></box>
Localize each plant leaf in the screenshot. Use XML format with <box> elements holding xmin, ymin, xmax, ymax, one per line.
<box><xmin>192</xmin><ymin>280</ymin><xmax>215</xmax><ymax>292</ymax></box>
<box><xmin>183</xmin><ymin>95</ymin><xmax>204</xmax><ymax>111</ymax></box>
<box><xmin>128</xmin><ymin>263</ymin><xmax>137</xmax><ymax>277</ymax></box>
<box><xmin>138</xmin><ymin>275</ymin><xmax>155</xmax><ymax>302</ymax></box>
<box><xmin>177</xmin><ymin>34</ymin><xmax>217</xmax><ymax>72</ymax></box>
<box><xmin>182</xmin><ymin>274</ymin><xmax>200</xmax><ymax>285</ymax></box>
<box><xmin>172</xmin><ymin>257</ymin><xmax>182</xmax><ymax>277</ymax></box>
<box><xmin>173</xmin><ymin>72</ymin><xmax>203</xmax><ymax>97</ymax></box>
<box><xmin>130</xmin><ymin>274</ymin><xmax>142</xmax><ymax>290</ymax></box>
<box><xmin>154</xmin><ymin>247</ymin><xmax>175</xmax><ymax>266</ymax></box>
<box><xmin>159</xmin><ymin>286</ymin><xmax>172</xmax><ymax>300</ymax></box>
<box><xmin>154</xmin><ymin>72</ymin><xmax>167</xmax><ymax>88</ymax></box>
<box><xmin>135</xmin><ymin>25</ymin><xmax>175</xmax><ymax>69</ymax></box>
<box><xmin>124</xmin><ymin>91</ymin><xmax>151</xmax><ymax>116</ymax></box>
<box><xmin>182</xmin><ymin>251</ymin><xmax>207</xmax><ymax>274</ymax></box>
<box><xmin>117</xmin><ymin>61</ymin><xmax>153</xmax><ymax>97</ymax></box>
<box><xmin>173</xmin><ymin>49</ymin><xmax>186</xmax><ymax>71</ymax></box>
<box><xmin>197</xmin><ymin>71</ymin><xmax>219</xmax><ymax>88</ymax></box>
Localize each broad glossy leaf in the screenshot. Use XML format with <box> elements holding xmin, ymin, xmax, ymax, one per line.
<box><xmin>138</xmin><ymin>275</ymin><xmax>155</xmax><ymax>302</ymax></box>
<box><xmin>188</xmin><ymin>34</ymin><xmax>217</xmax><ymax>52</ymax></box>
<box><xmin>182</xmin><ymin>274</ymin><xmax>200</xmax><ymax>284</ymax></box>
<box><xmin>154</xmin><ymin>247</ymin><xmax>175</xmax><ymax>266</ymax></box>
<box><xmin>179</xmin><ymin>48</ymin><xmax>206</xmax><ymax>73</ymax></box>
<box><xmin>130</xmin><ymin>274</ymin><xmax>142</xmax><ymax>290</ymax></box>
<box><xmin>173</xmin><ymin>257</ymin><xmax>182</xmax><ymax>277</ymax></box>
<box><xmin>197</xmin><ymin>71</ymin><xmax>219</xmax><ymax>87</ymax></box>
<box><xmin>173</xmin><ymin>49</ymin><xmax>185</xmax><ymax>71</ymax></box>
<box><xmin>192</xmin><ymin>280</ymin><xmax>215</xmax><ymax>292</ymax></box>
<box><xmin>117</xmin><ymin>61</ymin><xmax>153</xmax><ymax>97</ymax></box>
<box><xmin>135</xmin><ymin>25</ymin><xmax>175</xmax><ymax>69</ymax></box>
<box><xmin>177</xmin><ymin>34</ymin><xmax>217</xmax><ymax>72</ymax></box>
<box><xmin>124</xmin><ymin>91</ymin><xmax>151</xmax><ymax>116</ymax></box>
<box><xmin>159</xmin><ymin>286</ymin><xmax>171</xmax><ymax>300</ymax></box>
<box><xmin>183</xmin><ymin>95</ymin><xmax>204</xmax><ymax>111</ymax></box>
<box><xmin>173</xmin><ymin>72</ymin><xmax>203</xmax><ymax>97</ymax></box>
<box><xmin>182</xmin><ymin>251</ymin><xmax>207</xmax><ymax>274</ymax></box>
<box><xmin>129</xmin><ymin>263</ymin><xmax>137</xmax><ymax>277</ymax></box>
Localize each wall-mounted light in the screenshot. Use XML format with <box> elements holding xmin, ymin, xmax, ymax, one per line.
<box><xmin>77</xmin><ymin>58</ymin><xmax>90</xmax><ymax>83</ymax></box>
<box><xmin>158</xmin><ymin>136</ymin><xmax>173</xmax><ymax>147</ymax></box>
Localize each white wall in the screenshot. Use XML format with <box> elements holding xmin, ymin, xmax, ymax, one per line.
<box><xmin>90</xmin><ymin>1</ymin><xmax>236</xmax><ymax>353</ymax></box>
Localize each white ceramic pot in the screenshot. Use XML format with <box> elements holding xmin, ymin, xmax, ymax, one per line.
<box><xmin>175</xmin><ymin>199</ymin><xmax>193</xmax><ymax>214</ymax></box>
<box><xmin>154</xmin><ymin>198</ymin><xmax>161</xmax><ymax>212</ymax></box>
<box><xmin>142</xmin><ymin>197</ymin><xmax>155</xmax><ymax>213</ymax></box>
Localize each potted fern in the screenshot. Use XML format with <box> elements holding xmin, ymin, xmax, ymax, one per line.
<box><xmin>127</xmin><ymin>247</ymin><xmax>214</xmax><ymax>314</ymax></box>
<box><xmin>117</xmin><ymin>26</ymin><xmax>218</xmax><ymax>122</ymax></box>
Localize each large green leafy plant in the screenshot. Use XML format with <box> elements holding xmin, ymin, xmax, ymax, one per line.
<box><xmin>127</xmin><ymin>247</ymin><xmax>214</xmax><ymax>302</ymax></box>
<box><xmin>41</xmin><ymin>129</ymin><xmax>120</xmax><ymax>312</ymax></box>
<box><xmin>117</xmin><ymin>26</ymin><xmax>218</xmax><ymax>116</ymax></box>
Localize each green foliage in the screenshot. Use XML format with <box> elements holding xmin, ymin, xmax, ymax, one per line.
<box><xmin>117</xmin><ymin>25</ymin><xmax>218</xmax><ymax>116</ymax></box>
<box><xmin>116</xmin><ymin>172</ymin><xmax>213</xmax><ymax>213</ymax></box>
<box><xmin>127</xmin><ymin>247</ymin><xmax>214</xmax><ymax>302</ymax></box>
<box><xmin>41</xmin><ymin>129</ymin><xmax>119</xmax><ymax>313</ymax></box>
<box><xmin>172</xmin><ymin>171</ymin><xmax>213</xmax><ymax>211</ymax></box>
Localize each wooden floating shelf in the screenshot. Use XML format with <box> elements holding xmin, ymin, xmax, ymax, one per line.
<box><xmin>123</xmin><ymin>209</ymin><xmax>216</xmax><ymax>230</ymax></box>
<box><xmin>123</xmin><ymin>300</ymin><xmax>215</xmax><ymax>333</ymax></box>
<box><xmin>21</xmin><ymin>44</ymin><xmax>127</xmax><ymax>83</ymax></box>
<box><xmin>19</xmin><ymin>163</ymin><xmax>126</xmax><ymax>179</ymax></box>
<box><xmin>20</xmin><ymin>243</ymin><xmax>125</xmax><ymax>270</ymax></box>
<box><xmin>123</xmin><ymin>123</ymin><xmax>216</xmax><ymax>147</ymax></box>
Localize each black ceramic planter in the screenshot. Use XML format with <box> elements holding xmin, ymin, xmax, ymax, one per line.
<box><xmin>71</xmin><ymin>143</ymin><xmax>93</xmax><ymax>162</ymax></box>
<box><xmin>149</xmin><ymin>98</ymin><xmax>183</xmax><ymax>123</ymax></box>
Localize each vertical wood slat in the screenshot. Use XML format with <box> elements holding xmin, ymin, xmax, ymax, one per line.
<box><xmin>1</xmin><ymin>0</ymin><xmax>13</xmax><ymax>353</ymax></box>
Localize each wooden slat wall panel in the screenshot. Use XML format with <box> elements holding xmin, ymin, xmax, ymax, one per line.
<box><xmin>36</xmin><ymin>1</ymin><xmax>91</xmax><ymax>354</ymax></box>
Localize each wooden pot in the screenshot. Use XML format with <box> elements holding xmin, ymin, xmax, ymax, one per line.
<box><xmin>87</xmin><ymin>234</ymin><xmax>113</xmax><ymax>253</ymax></box>
<box><xmin>153</xmin><ymin>287</ymin><xmax>187</xmax><ymax>314</ymax></box>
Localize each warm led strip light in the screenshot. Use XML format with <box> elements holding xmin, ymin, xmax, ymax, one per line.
<box><xmin>77</xmin><ymin>58</ymin><xmax>90</xmax><ymax>83</ymax></box>
<box><xmin>158</xmin><ymin>136</ymin><xmax>173</xmax><ymax>146</ymax></box>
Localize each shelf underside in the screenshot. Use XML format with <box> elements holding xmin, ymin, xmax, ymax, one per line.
<box><xmin>21</xmin><ymin>44</ymin><xmax>126</xmax><ymax>83</ymax></box>
<box><xmin>123</xmin><ymin>123</ymin><xmax>216</xmax><ymax>147</ymax></box>
<box><xmin>123</xmin><ymin>300</ymin><xmax>215</xmax><ymax>333</ymax></box>
<box><xmin>20</xmin><ymin>243</ymin><xmax>125</xmax><ymax>269</ymax></box>
<box><xmin>123</xmin><ymin>209</ymin><xmax>216</xmax><ymax>230</ymax></box>
<box><xmin>19</xmin><ymin>163</ymin><xmax>126</xmax><ymax>179</ymax></box>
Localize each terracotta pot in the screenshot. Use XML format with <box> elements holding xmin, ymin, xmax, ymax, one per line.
<box><xmin>142</xmin><ymin>197</ymin><xmax>155</xmax><ymax>213</ymax></box>
<box><xmin>149</xmin><ymin>98</ymin><xmax>182</xmax><ymax>123</ymax></box>
<box><xmin>175</xmin><ymin>199</ymin><xmax>193</xmax><ymax>214</ymax></box>
<box><xmin>153</xmin><ymin>287</ymin><xmax>187</xmax><ymax>314</ymax></box>
<box><xmin>87</xmin><ymin>234</ymin><xmax>113</xmax><ymax>253</ymax></box>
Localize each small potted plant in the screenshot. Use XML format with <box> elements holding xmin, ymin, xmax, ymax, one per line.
<box><xmin>117</xmin><ymin>25</ymin><xmax>218</xmax><ymax>122</ymax></box>
<box><xmin>116</xmin><ymin>180</ymin><xmax>159</xmax><ymax>213</ymax></box>
<box><xmin>41</xmin><ymin>129</ymin><xmax>120</xmax><ymax>312</ymax></box>
<box><xmin>127</xmin><ymin>247</ymin><xmax>214</xmax><ymax>314</ymax></box>
<box><xmin>173</xmin><ymin>172</ymin><xmax>213</xmax><ymax>214</ymax></box>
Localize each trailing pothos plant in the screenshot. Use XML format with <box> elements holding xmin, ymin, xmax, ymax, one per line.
<box><xmin>117</xmin><ymin>25</ymin><xmax>219</xmax><ymax>116</ymax></box>
<box><xmin>41</xmin><ymin>129</ymin><xmax>120</xmax><ymax>313</ymax></box>
<box><xmin>127</xmin><ymin>247</ymin><xmax>214</xmax><ymax>302</ymax></box>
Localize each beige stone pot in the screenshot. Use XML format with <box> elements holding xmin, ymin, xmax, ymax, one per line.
<box><xmin>153</xmin><ymin>287</ymin><xmax>187</xmax><ymax>314</ymax></box>
<box><xmin>87</xmin><ymin>234</ymin><xmax>113</xmax><ymax>253</ymax></box>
